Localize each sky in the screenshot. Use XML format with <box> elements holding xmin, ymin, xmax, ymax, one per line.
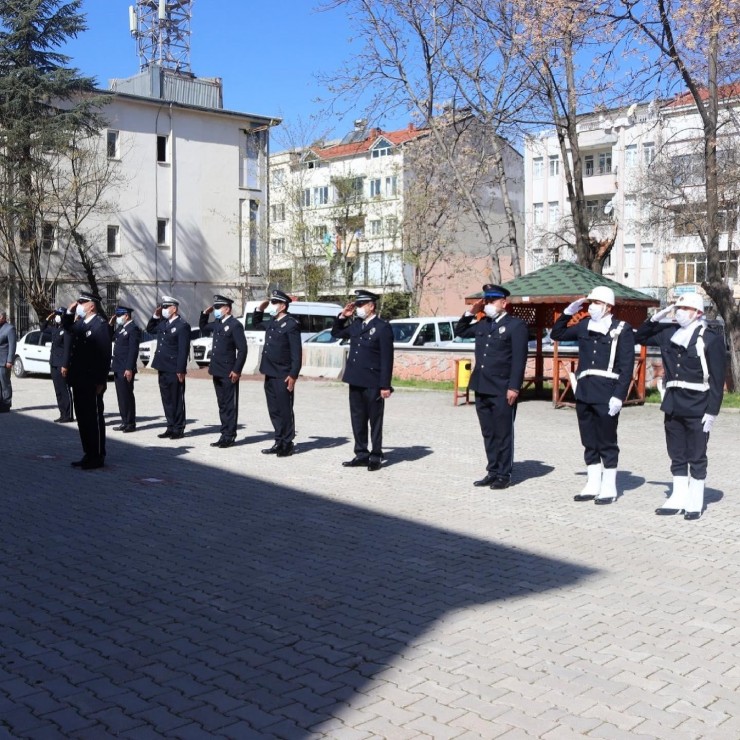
<box><xmin>64</xmin><ymin>0</ymin><xmax>404</xmax><ymax>146</ymax></box>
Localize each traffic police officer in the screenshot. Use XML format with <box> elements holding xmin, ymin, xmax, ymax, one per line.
<box><xmin>199</xmin><ymin>295</ymin><xmax>247</xmax><ymax>448</ymax></box>
<box><xmin>147</xmin><ymin>295</ymin><xmax>191</xmax><ymax>439</ymax></box>
<box><xmin>331</xmin><ymin>290</ymin><xmax>394</xmax><ymax>471</ymax></box>
<box><xmin>63</xmin><ymin>291</ymin><xmax>112</xmax><ymax>469</ymax></box>
<box><xmin>110</xmin><ymin>305</ymin><xmax>141</xmax><ymax>433</ymax></box>
<box><xmin>635</xmin><ymin>293</ymin><xmax>726</xmax><ymax>520</ymax></box>
<box><xmin>551</xmin><ymin>285</ymin><xmax>636</xmax><ymax>504</ymax></box>
<box><xmin>44</xmin><ymin>307</ymin><xmax>73</xmax><ymax>423</ymax></box>
<box><xmin>455</xmin><ymin>284</ymin><xmax>529</xmax><ymax>489</ymax></box>
<box><xmin>253</xmin><ymin>290</ymin><xmax>302</xmax><ymax>457</ymax></box>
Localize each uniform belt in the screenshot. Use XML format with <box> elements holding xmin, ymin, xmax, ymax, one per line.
<box><xmin>577</xmin><ymin>369</ymin><xmax>619</xmax><ymax>380</ymax></box>
<box><xmin>665</xmin><ymin>380</ymin><xmax>709</xmax><ymax>392</ymax></box>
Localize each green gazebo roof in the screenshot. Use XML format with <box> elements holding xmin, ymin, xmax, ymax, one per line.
<box><xmin>467</xmin><ymin>261</ymin><xmax>659</xmax><ymax>305</ymax></box>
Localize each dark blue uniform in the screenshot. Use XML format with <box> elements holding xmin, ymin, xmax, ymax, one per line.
<box><xmin>551</xmin><ymin>313</ymin><xmax>635</xmax><ymax>469</ymax></box>
<box><xmin>635</xmin><ymin>319</ymin><xmax>725</xmax><ymax>479</ymax></box>
<box><xmin>331</xmin><ymin>314</ymin><xmax>394</xmax><ymax>464</ymax></box>
<box><xmin>253</xmin><ymin>309</ymin><xmax>302</xmax><ymax>449</ymax></box>
<box><xmin>199</xmin><ymin>312</ymin><xmax>247</xmax><ymax>443</ymax></box>
<box><xmin>112</xmin><ymin>320</ymin><xmax>141</xmax><ymax>430</ymax></box>
<box><xmin>455</xmin><ymin>312</ymin><xmax>529</xmax><ymax>482</ymax></box>
<box><xmin>47</xmin><ymin>321</ymin><xmax>73</xmax><ymax>422</ymax></box>
<box><xmin>63</xmin><ymin>312</ymin><xmax>113</xmax><ymax>464</ymax></box>
<box><xmin>147</xmin><ymin>314</ymin><xmax>191</xmax><ymax>435</ymax></box>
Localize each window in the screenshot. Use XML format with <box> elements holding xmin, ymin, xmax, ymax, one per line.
<box><xmin>370</xmin><ymin>219</ymin><xmax>382</xmax><ymax>236</ymax></box>
<box><xmin>107</xmin><ymin>130</ymin><xmax>119</xmax><ymax>159</ymax></box>
<box><xmin>157</xmin><ymin>218</ymin><xmax>169</xmax><ymax>247</ymax></box>
<box><xmin>548</xmin><ymin>201</ymin><xmax>559</xmax><ymax>223</ymax></box>
<box><xmin>41</xmin><ymin>222</ymin><xmax>56</xmax><ymax>251</ymax></box>
<box><xmin>372</xmin><ymin>143</ymin><xmax>391</xmax><ymax>158</ymax></box>
<box><xmin>625</xmin><ymin>144</ymin><xmax>638</xmax><ymax>168</ymax></box>
<box><xmin>157</xmin><ymin>135</ymin><xmax>168</xmax><ymax>163</ymax></box>
<box><xmin>533</xmin><ymin>202</ymin><xmax>544</xmax><ymax>225</ymax></box>
<box><xmin>107</xmin><ymin>225</ymin><xmax>120</xmax><ymax>255</ymax></box>
<box><xmin>675</xmin><ymin>253</ymin><xmax>707</xmax><ymax>284</ymax></box>
<box><xmin>351</xmin><ymin>177</ymin><xmax>364</xmax><ymax>199</ymax></box>
<box><xmin>244</xmin><ymin>130</ymin><xmax>261</xmax><ymax>189</ymax></box>
<box><xmin>585</xmin><ymin>155</ymin><xmax>594</xmax><ymax>177</ymax></box>
<box><xmin>270</xmin><ymin>203</ymin><xmax>285</xmax><ymax>222</ymax></box>
<box><xmin>105</xmin><ymin>283</ymin><xmax>119</xmax><ymax>317</ymax></box>
<box><xmin>598</xmin><ymin>152</ymin><xmax>612</xmax><ymax>174</ymax></box>
<box><xmin>302</xmin><ymin>188</ymin><xmax>311</xmax><ymax>208</ymax></box>
<box><xmin>313</xmin><ymin>186</ymin><xmax>329</xmax><ymax>205</ymax></box>
<box><xmin>385</xmin><ymin>175</ymin><xmax>398</xmax><ymax>196</ymax></box>
<box><xmin>623</xmin><ymin>195</ymin><xmax>636</xmax><ymax>222</ymax></box>
<box><xmin>385</xmin><ymin>216</ymin><xmax>398</xmax><ymax>235</ymax></box>
<box><xmin>533</xmin><ymin>157</ymin><xmax>544</xmax><ymax>179</ymax></box>
<box><xmin>271</xmin><ymin>168</ymin><xmax>285</xmax><ymax>187</ymax></box>
<box><xmin>671</xmin><ymin>154</ymin><xmax>704</xmax><ymax>187</ymax></box>
<box><xmin>271</xmin><ymin>238</ymin><xmax>285</xmax><ymax>255</ymax></box>
<box><xmin>439</xmin><ymin>322</ymin><xmax>453</xmax><ymax>342</ymax></box>
<box><xmin>643</xmin><ymin>142</ymin><xmax>655</xmax><ymax>165</ymax></box>
<box><xmin>549</xmin><ymin>155</ymin><xmax>559</xmax><ymax>177</ymax></box>
<box><xmin>586</xmin><ymin>200</ymin><xmax>599</xmax><ymax>220</ymax></box>
<box><xmin>370</xmin><ymin>178</ymin><xmax>382</xmax><ymax>197</ymax></box>
<box><xmin>249</xmin><ymin>200</ymin><xmax>259</xmax><ymax>272</ymax></box>
<box><xmin>640</xmin><ymin>243</ymin><xmax>654</xmax><ymax>286</ymax></box>
<box><xmin>623</xmin><ymin>243</ymin><xmax>636</xmax><ymax>285</ymax></box>
<box><xmin>313</xmin><ymin>224</ymin><xmax>328</xmax><ymax>241</ymax></box>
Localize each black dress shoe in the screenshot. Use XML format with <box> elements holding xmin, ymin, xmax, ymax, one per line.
<box><xmin>342</xmin><ymin>457</ymin><xmax>370</xmax><ymax>468</ymax></box>
<box><xmin>113</xmin><ymin>424</ymin><xmax>126</xmax><ymax>431</ymax></box>
<box><xmin>594</xmin><ymin>497</ymin><xmax>615</xmax><ymax>505</ymax></box>
<box><xmin>80</xmin><ymin>457</ymin><xmax>105</xmax><ymax>470</ymax></box>
<box><xmin>122</xmin><ymin>425</ymin><xmax>136</xmax><ymax>433</ymax></box>
<box><xmin>684</xmin><ymin>511</ymin><xmax>701</xmax><ymax>520</ymax></box>
<box><xmin>474</xmin><ymin>474</ymin><xmax>496</xmax><ymax>487</ymax></box>
<box><xmin>262</xmin><ymin>443</ymin><xmax>281</xmax><ymax>455</ymax></box>
<box><xmin>367</xmin><ymin>460</ymin><xmax>381</xmax><ymax>471</ymax></box>
<box><xmin>71</xmin><ymin>457</ymin><xmax>88</xmax><ymax>467</ymax></box>
<box><xmin>59</xmin><ymin>417</ymin><xmax>75</xmax><ymax>423</ymax></box>
<box><xmin>574</xmin><ymin>494</ymin><xmax>597</xmax><ymax>502</ymax></box>
<box><xmin>170</xmin><ymin>432</ymin><xmax>185</xmax><ymax>440</ymax></box>
<box><xmin>490</xmin><ymin>477</ymin><xmax>511</xmax><ymax>490</ymax></box>
<box><xmin>219</xmin><ymin>439</ymin><xmax>235</xmax><ymax>449</ymax></box>
<box><xmin>210</xmin><ymin>438</ymin><xmax>226</xmax><ymax>447</ymax></box>
<box><xmin>158</xmin><ymin>430</ymin><xmax>173</xmax><ymax>439</ymax></box>
<box><xmin>53</xmin><ymin>416</ymin><xmax>63</xmax><ymax>423</ymax></box>
<box><xmin>276</xmin><ymin>443</ymin><xmax>294</xmax><ymax>457</ymax></box>
<box><xmin>655</xmin><ymin>507</ymin><xmax>680</xmax><ymax>516</ymax></box>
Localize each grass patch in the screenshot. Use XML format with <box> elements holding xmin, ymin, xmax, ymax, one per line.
<box><xmin>393</xmin><ymin>377</ymin><xmax>454</xmax><ymax>391</ymax></box>
<box><xmin>645</xmin><ymin>387</ymin><xmax>740</xmax><ymax>408</ymax></box>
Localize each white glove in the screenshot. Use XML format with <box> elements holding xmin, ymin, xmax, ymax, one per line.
<box><xmin>702</xmin><ymin>414</ymin><xmax>716</xmax><ymax>433</ymax></box>
<box><xmin>564</xmin><ymin>298</ymin><xmax>586</xmax><ymax>316</ymax></box>
<box><xmin>608</xmin><ymin>397</ymin><xmax>623</xmax><ymax>416</ymax></box>
<box><xmin>651</xmin><ymin>305</ymin><xmax>674</xmax><ymax>322</ymax></box>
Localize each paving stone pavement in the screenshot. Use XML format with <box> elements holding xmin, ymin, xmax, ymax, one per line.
<box><xmin>2</xmin><ymin>370</ymin><xmax>740</xmax><ymax>739</ymax></box>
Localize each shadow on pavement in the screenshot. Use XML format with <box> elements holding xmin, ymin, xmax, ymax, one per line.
<box><xmin>1</xmin><ymin>412</ymin><xmax>598</xmax><ymax>737</ymax></box>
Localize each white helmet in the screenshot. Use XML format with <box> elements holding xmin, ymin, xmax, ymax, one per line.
<box><xmin>675</xmin><ymin>293</ymin><xmax>705</xmax><ymax>312</ymax></box>
<box><xmin>586</xmin><ymin>285</ymin><xmax>615</xmax><ymax>306</ymax></box>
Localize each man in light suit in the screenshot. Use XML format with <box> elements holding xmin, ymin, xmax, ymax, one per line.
<box><xmin>455</xmin><ymin>284</ymin><xmax>529</xmax><ymax>490</ymax></box>
<box><xmin>0</xmin><ymin>309</ymin><xmax>17</xmax><ymax>413</ymax></box>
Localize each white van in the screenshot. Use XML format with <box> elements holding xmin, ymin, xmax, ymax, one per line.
<box><xmin>191</xmin><ymin>300</ymin><xmax>344</xmax><ymax>365</ymax></box>
<box><xmin>389</xmin><ymin>316</ymin><xmax>460</xmax><ymax>349</ymax></box>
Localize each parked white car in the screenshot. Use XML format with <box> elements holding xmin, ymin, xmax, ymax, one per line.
<box><xmin>389</xmin><ymin>317</ymin><xmax>459</xmax><ymax>348</ymax></box>
<box><xmin>139</xmin><ymin>327</ymin><xmax>208</xmax><ymax>366</ymax></box>
<box><xmin>12</xmin><ymin>328</ymin><xmax>53</xmax><ymax>377</ymax></box>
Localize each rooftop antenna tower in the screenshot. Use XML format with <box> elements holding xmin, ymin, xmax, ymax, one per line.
<box><xmin>129</xmin><ymin>0</ymin><xmax>193</xmax><ymax>74</ymax></box>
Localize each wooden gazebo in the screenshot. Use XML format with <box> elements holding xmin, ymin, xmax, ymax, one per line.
<box><xmin>466</xmin><ymin>262</ymin><xmax>660</xmax><ymax>406</ymax></box>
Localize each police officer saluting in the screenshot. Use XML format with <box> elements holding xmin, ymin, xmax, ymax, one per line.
<box><xmin>331</xmin><ymin>290</ymin><xmax>394</xmax><ymax>471</ymax></box>
<box><xmin>199</xmin><ymin>295</ymin><xmax>247</xmax><ymax>448</ymax></box>
<box><xmin>44</xmin><ymin>307</ymin><xmax>73</xmax><ymax>423</ymax></box>
<box><xmin>147</xmin><ymin>296</ymin><xmax>190</xmax><ymax>439</ymax></box>
<box><xmin>455</xmin><ymin>284</ymin><xmax>529</xmax><ymax>489</ymax></box>
<box><xmin>110</xmin><ymin>305</ymin><xmax>141</xmax><ymax>433</ymax></box>
<box><xmin>635</xmin><ymin>294</ymin><xmax>726</xmax><ymax>520</ymax></box>
<box><xmin>252</xmin><ymin>290</ymin><xmax>302</xmax><ymax>457</ymax></box>
<box><xmin>63</xmin><ymin>291</ymin><xmax>112</xmax><ymax>469</ymax></box>
<box><xmin>551</xmin><ymin>286</ymin><xmax>635</xmax><ymax>504</ymax></box>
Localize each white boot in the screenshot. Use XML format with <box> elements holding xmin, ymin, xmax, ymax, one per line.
<box><xmin>684</xmin><ymin>478</ymin><xmax>705</xmax><ymax>520</ymax></box>
<box><xmin>655</xmin><ymin>476</ymin><xmax>689</xmax><ymax>515</ymax></box>
<box><xmin>574</xmin><ymin>464</ymin><xmax>602</xmax><ymax>501</ymax></box>
<box><xmin>595</xmin><ymin>467</ymin><xmax>617</xmax><ymax>504</ymax></box>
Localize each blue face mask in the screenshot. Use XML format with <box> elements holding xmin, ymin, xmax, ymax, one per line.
<box><xmin>214</xmin><ymin>308</ymin><xmax>223</xmax><ymax>320</ymax></box>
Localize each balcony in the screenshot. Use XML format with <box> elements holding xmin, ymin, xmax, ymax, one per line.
<box><xmin>583</xmin><ymin>168</ymin><xmax>617</xmax><ymax>197</ymax></box>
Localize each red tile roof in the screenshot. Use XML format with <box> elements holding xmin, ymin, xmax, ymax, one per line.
<box><xmin>666</xmin><ymin>82</ymin><xmax>740</xmax><ymax>108</ymax></box>
<box><xmin>307</xmin><ymin>123</ymin><xmax>428</xmax><ymax>161</ymax></box>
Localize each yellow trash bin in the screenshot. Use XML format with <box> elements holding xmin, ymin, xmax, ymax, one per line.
<box><xmin>454</xmin><ymin>358</ymin><xmax>472</xmax><ymax>405</ymax></box>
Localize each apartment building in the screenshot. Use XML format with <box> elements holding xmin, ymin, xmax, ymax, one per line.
<box><xmin>524</xmin><ymin>93</ymin><xmax>740</xmax><ymax>307</ymax></box>
<box><xmin>269</xmin><ymin>120</ymin><xmax>524</xmax><ymax>315</ymax></box>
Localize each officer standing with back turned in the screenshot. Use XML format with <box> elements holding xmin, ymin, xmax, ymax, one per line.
<box><xmin>199</xmin><ymin>295</ymin><xmax>247</xmax><ymax>448</ymax></box>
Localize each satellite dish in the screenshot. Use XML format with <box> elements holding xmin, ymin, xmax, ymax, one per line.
<box><xmin>604</xmin><ymin>199</ymin><xmax>614</xmax><ymax>215</ymax></box>
<box><xmin>626</xmin><ymin>103</ymin><xmax>637</xmax><ymax>118</ymax></box>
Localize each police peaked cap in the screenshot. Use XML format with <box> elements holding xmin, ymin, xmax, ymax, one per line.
<box><xmin>77</xmin><ymin>290</ymin><xmax>101</xmax><ymax>303</ymax></box>
<box><xmin>54</xmin><ymin>307</ymin><xmax>66</xmax><ymax>315</ymax></box>
<box><xmin>212</xmin><ymin>295</ymin><xmax>233</xmax><ymax>307</ymax></box>
<box><xmin>482</xmin><ymin>284</ymin><xmax>510</xmax><ymax>299</ymax></box>
<box><xmin>160</xmin><ymin>295</ymin><xmax>179</xmax><ymax>307</ymax></box>
<box><xmin>270</xmin><ymin>290</ymin><xmax>292</xmax><ymax>305</ymax></box>
<box><xmin>354</xmin><ymin>290</ymin><xmax>379</xmax><ymax>305</ymax></box>
<box><xmin>115</xmin><ymin>306</ymin><xmax>134</xmax><ymax>316</ymax></box>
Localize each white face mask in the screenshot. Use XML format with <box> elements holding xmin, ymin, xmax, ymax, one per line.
<box><xmin>162</xmin><ymin>307</ymin><xmax>173</xmax><ymax>319</ymax></box>
<box><xmin>355</xmin><ymin>306</ymin><xmax>368</xmax><ymax>319</ymax></box>
<box><xmin>116</xmin><ymin>316</ymin><xmax>125</xmax><ymax>326</ymax></box>
<box><xmin>588</xmin><ymin>303</ymin><xmax>607</xmax><ymax>321</ymax></box>
<box><xmin>266</xmin><ymin>303</ymin><xmax>280</xmax><ymax>316</ymax></box>
<box><xmin>484</xmin><ymin>304</ymin><xmax>501</xmax><ymax>319</ymax></box>
<box><xmin>54</xmin><ymin>315</ymin><xmax>61</xmax><ymax>324</ymax></box>
<box><xmin>674</xmin><ymin>308</ymin><xmax>695</xmax><ymax>327</ymax></box>
<box><xmin>75</xmin><ymin>304</ymin><xmax>86</xmax><ymax>318</ymax></box>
